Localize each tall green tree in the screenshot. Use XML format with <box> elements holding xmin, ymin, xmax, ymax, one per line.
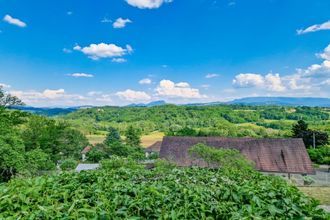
<box><xmin>104</xmin><ymin>127</ymin><xmax>121</xmax><ymax>146</ymax></box>
<box><xmin>291</xmin><ymin>120</ymin><xmax>329</xmax><ymax>147</ymax></box>
<box><xmin>125</xmin><ymin>126</ymin><xmax>141</xmax><ymax>147</ymax></box>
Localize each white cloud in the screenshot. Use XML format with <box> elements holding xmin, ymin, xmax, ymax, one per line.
<box><xmin>10</xmin><ymin>88</ymin><xmax>115</xmax><ymax>106</ymax></box>
<box><xmin>63</xmin><ymin>48</ymin><xmax>72</xmax><ymax>53</ymax></box>
<box><xmin>113</xmin><ymin>18</ymin><xmax>132</xmax><ymax>28</ymax></box>
<box><xmin>3</xmin><ymin>14</ymin><xmax>26</xmax><ymax>28</ymax></box>
<box><xmin>233</xmin><ymin>73</ymin><xmax>285</xmax><ymax>92</ymax></box>
<box><xmin>155</xmin><ymin>80</ymin><xmax>206</xmax><ymax>99</ymax></box>
<box><xmin>318</xmin><ymin>44</ymin><xmax>330</xmax><ymax>60</ymax></box>
<box><xmin>74</xmin><ymin>43</ymin><xmax>133</xmax><ymax>60</ymax></box>
<box><xmin>116</xmin><ymin>89</ymin><xmax>151</xmax><ymax>101</ymax></box>
<box><xmin>205</xmin><ymin>73</ymin><xmax>219</xmax><ymax>79</ymax></box>
<box><xmin>139</xmin><ymin>78</ymin><xmax>152</xmax><ymax>85</ymax></box>
<box><xmin>0</xmin><ymin>83</ymin><xmax>11</xmax><ymax>88</ymax></box>
<box><xmin>233</xmin><ymin>73</ymin><xmax>264</xmax><ymax>88</ymax></box>
<box><xmin>297</xmin><ymin>20</ymin><xmax>330</xmax><ymax>35</ymax></box>
<box><xmin>68</xmin><ymin>73</ymin><xmax>94</xmax><ymax>78</ymax></box>
<box><xmin>126</xmin><ymin>0</ymin><xmax>173</xmax><ymax>9</ymax></box>
<box><xmin>112</xmin><ymin>58</ymin><xmax>127</xmax><ymax>63</ymax></box>
<box><xmin>264</xmin><ymin>73</ymin><xmax>285</xmax><ymax>92</ymax></box>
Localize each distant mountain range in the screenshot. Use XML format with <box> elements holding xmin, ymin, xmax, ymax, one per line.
<box><xmin>227</xmin><ymin>97</ymin><xmax>330</xmax><ymax>107</ymax></box>
<box><xmin>11</xmin><ymin>97</ymin><xmax>330</xmax><ymax>116</ymax></box>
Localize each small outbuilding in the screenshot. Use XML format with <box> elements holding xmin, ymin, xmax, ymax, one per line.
<box><xmin>159</xmin><ymin>136</ymin><xmax>315</xmax><ymax>174</ymax></box>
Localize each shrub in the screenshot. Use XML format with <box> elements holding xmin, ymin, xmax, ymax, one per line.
<box><xmin>307</xmin><ymin>146</ymin><xmax>330</xmax><ymax>165</ymax></box>
<box><xmin>0</xmin><ymin>164</ymin><xmax>327</xmax><ymax>219</ymax></box>
<box><xmin>188</xmin><ymin>143</ymin><xmax>254</xmax><ymax>172</ymax></box>
<box><xmin>60</xmin><ymin>158</ymin><xmax>77</xmax><ymax>171</ymax></box>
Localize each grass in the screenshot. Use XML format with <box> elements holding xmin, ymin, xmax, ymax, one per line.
<box><xmin>298</xmin><ymin>187</ymin><xmax>330</xmax><ymax>205</ymax></box>
<box><xmin>140</xmin><ymin>131</ymin><xmax>164</xmax><ymax>147</ymax></box>
<box><xmin>86</xmin><ymin>134</ymin><xmax>105</xmax><ymax>145</ymax></box>
<box><xmin>87</xmin><ymin>131</ymin><xmax>164</xmax><ymax>147</ymax></box>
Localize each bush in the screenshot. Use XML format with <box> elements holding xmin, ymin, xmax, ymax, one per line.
<box><xmin>188</xmin><ymin>143</ymin><xmax>254</xmax><ymax>172</ymax></box>
<box><xmin>0</xmin><ymin>164</ymin><xmax>328</xmax><ymax>219</ymax></box>
<box><xmin>307</xmin><ymin>146</ymin><xmax>330</xmax><ymax>165</ymax></box>
<box><xmin>60</xmin><ymin>158</ymin><xmax>77</xmax><ymax>171</ymax></box>
<box><xmin>86</xmin><ymin>148</ymin><xmax>108</xmax><ymax>163</ymax></box>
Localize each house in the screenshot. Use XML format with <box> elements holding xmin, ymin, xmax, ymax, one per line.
<box><xmin>75</xmin><ymin>163</ymin><xmax>100</xmax><ymax>172</ymax></box>
<box><xmin>145</xmin><ymin>141</ymin><xmax>162</xmax><ymax>157</ymax></box>
<box><xmin>159</xmin><ymin>136</ymin><xmax>314</xmax><ymax>174</ymax></box>
<box><xmin>81</xmin><ymin>146</ymin><xmax>92</xmax><ymax>161</ymax></box>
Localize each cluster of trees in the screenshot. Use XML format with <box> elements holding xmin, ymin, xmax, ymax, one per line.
<box><xmin>0</xmin><ymin>87</ymin><xmax>88</xmax><ymax>182</ymax></box>
<box><xmin>291</xmin><ymin>120</ymin><xmax>329</xmax><ymax>147</ymax></box>
<box><xmin>62</xmin><ymin>105</ymin><xmax>329</xmax><ymax>139</ymax></box>
<box><xmin>86</xmin><ymin>126</ymin><xmax>145</xmax><ymax>163</ymax></box>
<box><xmin>291</xmin><ymin>120</ymin><xmax>329</xmax><ymax>165</ymax></box>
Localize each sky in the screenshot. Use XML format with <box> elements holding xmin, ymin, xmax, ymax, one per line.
<box><xmin>0</xmin><ymin>0</ymin><xmax>330</xmax><ymax>107</ymax></box>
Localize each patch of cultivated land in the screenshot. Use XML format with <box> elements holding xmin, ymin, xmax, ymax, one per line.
<box><xmin>87</xmin><ymin>131</ymin><xmax>164</xmax><ymax>147</ymax></box>
<box><xmin>298</xmin><ymin>187</ymin><xmax>330</xmax><ymax>205</ymax></box>
<box><xmin>140</xmin><ymin>131</ymin><xmax>164</xmax><ymax>147</ymax></box>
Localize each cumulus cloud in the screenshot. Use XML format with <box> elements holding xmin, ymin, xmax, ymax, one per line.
<box><xmin>205</xmin><ymin>73</ymin><xmax>219</xmax><ymax>79</ymax></box>
<box><xmin>233</xmin><ymin>73</ymin><xmax>285</xmax><ymax>92</ymax></box>
<box><xmin>126</xmin><ymin>0</ymin><xmax>173</xmax><ymax>9</ymax></box>
<box><xmin>297</xmin><ymin>20</ymin><xmax>330</xmax><ymax>35</ymax></box>
<box><xmin>3</xmin><ymin>14</ymin><xmax>26</xmax><ymax>27</ymax></box>
<box><xmin>155</xmin><ymin>80</ymin><xmax>206</xmax><ymax>99</ymax></box>
<box><xmin>74</xmin><ymin>43</ymin><xmax>133</xmax><ymax>60</ymax></box>
<box><xmin>139</xmin><ymin>78</ymin><xmax>152</xmax><ymax>85</ymax></box>
<box><xmin>116</xmin><ymin>89</ymin><xmax>151</xmax><ymax>101</ymax></box>
<box><xmin>68</xmin><ymin>73</ymin><xmax>94</xmax><ymax>78</ymax></box>
<box><xmin>233</xmin><ymin>73</ymin><xmax>264</xmax><ymax>88</ymax></box>
<box><xmin>113</xmin><ymin>18</ymin><xmax>132</xmax><ymax>28</ymax></box>
<box><xmin>10</xmin><ymin>88</ymin><xmax>115</xmax><ymax>106</ymax></box>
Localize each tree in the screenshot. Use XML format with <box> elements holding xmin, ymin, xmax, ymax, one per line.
<box><xmin>0</xmin><ymin>86</ymin><xmax>24</xmax><ymax>107</ymax></box>
<box><xmin>86</xmin><ymin>148</ymin><xmax>108</xmax><ymax>162</ymax></box>
<box><xmin>125</xmin><ymin>126</ymin><xmax>141</xmax><ymax>147</ymax></box>
<box><xmin>0</xmin><ymin>106</ymin><xmax>26</xmax><ymax>182</ymax></box>
<box><xmin>292</xmin><ymin>120</ymin><xmax>308</xmax><ymax>137</ymax></box>
<box><xmin>60</xmin><ymin>158</ymin><xmax>77</xmax><ymax>171</ymax></box>
<box><xmin>25</xmin><ymin>148</ymin><xmax>54</xmax><ymax>175</ymax></box>
<box><xmin>291</xmin><ymin>120</ymin><xmax>329</xmax><ymax>147</ymax></box>
<box><xmin>104</xmin><ymin>127</ymin><xmax>121</xmax><ymax>146</ymax></box>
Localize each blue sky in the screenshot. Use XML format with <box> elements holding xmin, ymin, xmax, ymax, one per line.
<box><xmin>0</xmin><ymin>0</ymin><xmax>330</xmax><ymax>106</ymax></box>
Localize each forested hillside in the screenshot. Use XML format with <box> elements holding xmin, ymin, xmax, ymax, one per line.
<box><xmin>62</xmin><ymin>105</ymin><xmax>330</xmax><ymax>139</ymax></box>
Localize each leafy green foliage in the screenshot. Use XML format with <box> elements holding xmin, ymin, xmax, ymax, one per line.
<box><xmin>86</xmin><ymin>147</ymin><xmax>108</xmax><ymax>163</ymax></box>
<box><xmin>104</xmin><ymin>127</ymin><xmax>121</xmax><ymax>146</ymax></box>
<box><xmin>0</xmin><ymin>160</ymin><xmax>328</xmax><ymax>219</ymax></box>
<box><xmin>292</xmin><ymin>120</ymin><xmax>329</xmax><ymax>147</ymax></box>
<box><xmin>125</xmin><ymin>125</ymin><xmax>141</xmax><ymax>147</ymax></box>
<box><xmin>60</xmin><ymin>158</ymin><xmax>77</xmax><ymax>171</ymax></box>
<box><xmin>188</xmin><ymin>143</ymin><xmax>254</xmax><ymax>171</ymax></box>
<box><xmin>62</xmin><ymin>105</ymin><xmax>329</xmax><ymax>140</ymax></box>
<box><xmin>307</xmin><ymin>146</ymin><xmax>330</xmax><ymax>165</ymax></box>
<box><xmin>22</xmin><ymin>116</ymin><xmax>89</xmax><ymax>161</ymax></box>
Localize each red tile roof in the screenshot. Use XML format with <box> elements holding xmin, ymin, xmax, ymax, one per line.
<box><xmin>81</xmin><ymin>146</ymin><xmax>92</xmax><ymax>154</ymax></box>
<box><xmin>159</xmin><ymin>136</ymin><xmax>314</xmax><ymax>174</ymax></box>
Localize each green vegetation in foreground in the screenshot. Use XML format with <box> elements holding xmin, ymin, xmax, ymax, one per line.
<box><xmin>0</xmin><ymin>157</ymin><xmax>328</xmax><ymax>219</ymax></box>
